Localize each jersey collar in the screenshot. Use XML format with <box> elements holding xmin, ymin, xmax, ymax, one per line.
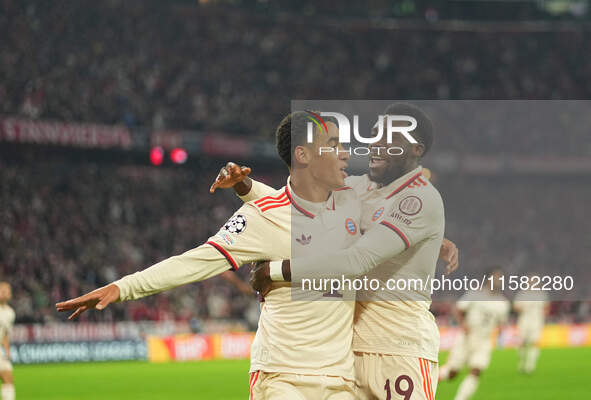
<box><xmin>285</xmin><ymin>177</ymin><xmax>335</xmax><ymax>219</ymax></box>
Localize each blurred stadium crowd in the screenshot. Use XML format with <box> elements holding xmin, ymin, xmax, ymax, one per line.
<box><xmin>2</xmin><ymin>0</ymin><xmax>591</xmax><ymax>155</ymax></box>
<box><xmin>1</xmin><ymin>0</ymin><xmax>590</xmax><ymax>326</ymax></box>
<box><xmin>0</xmin><ymin>155</ymin><xmax>281</xmax><ymax>326</ymax></box>
<box><xmin>1</xmin><ymin>152</ymin><xmax>589</xmax><ymax>325</ymax></box>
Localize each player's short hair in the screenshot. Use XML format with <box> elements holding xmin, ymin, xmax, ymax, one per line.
<box><xmin>275</xmin><ymin>111</ymin><xmax>336</xmax><ymax>167</ymax></box>
<box><xmin>486</xmin><ymin>266</ymin><xmax>504</xmax><ymax>277</ymax></box>
<box><xmin>383</xmin><ymin>103</ymin><xmax>434</xmax><ymax>156</ymax></box>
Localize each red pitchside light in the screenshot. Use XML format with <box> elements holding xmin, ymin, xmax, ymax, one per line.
<box><xmin>150</xmin><ymin>146</ymin><xmax>164</xmax><ymax>166</ymax></box>
<box><xmin>170</xmin><ymin>148</ymin><xmax>188</xmax><ymax>164</ymax></box>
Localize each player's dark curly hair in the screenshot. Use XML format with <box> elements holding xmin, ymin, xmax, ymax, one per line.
<box><xmin>383</xmin><ymin>103</ymin><xmax>434</xmax><ymax>157</ymax></box>
<box><xmin>486</xmin><ymin>266</ymin><xmax>504</xmax><ymax>277</ymax></box>
<box><xmin>275</xmin><ymin>112</ymin><xmax>302</xmax><ymax>167</ymax></box>
<box><xmin>275</xmin><ymin>111</ymin><xmax>336</xmax><ymax>167</ymax></box>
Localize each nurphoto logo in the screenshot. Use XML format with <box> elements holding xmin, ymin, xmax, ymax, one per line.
<box><xmin>305</xmin><ymin>110</ymin><xmax>417</xmax><ymax>156</ymax></box>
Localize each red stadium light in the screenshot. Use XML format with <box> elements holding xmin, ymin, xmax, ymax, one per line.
<box><xmin>150</xmin><ymin>146</ymin><xmax>164</xmax><ymax>166</ymax></box>
<box><xmin>170</xmin><ymin>148</ymin><xmax>188</xmax><ymax>164</ymax></box>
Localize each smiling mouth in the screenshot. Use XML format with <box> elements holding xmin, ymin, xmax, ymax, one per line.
<box><xmin>369</xmin><ymin>156</ymin><xmax>386</xmax><ymax>168</ymax></box>
<box><xmin>340</xmin><ymin>167</ymin><xmax>348</xmax><ymax>178</ymax></box>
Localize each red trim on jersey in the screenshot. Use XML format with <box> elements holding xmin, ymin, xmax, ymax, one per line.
<box><xmin>206</xmin><ymin>241</ymin><xmax>239</xmax><ymax>270</ymax></box>
<box><xmin>285</xmin><ymin>185</ymin><xmax>315</xmax><ymax>219</ymax></box>
<box><xmin>254</xmin><ymin>192</ymin><xmax>287</xmax><ymax>205</ymax></box>
<box><xmin>260</xmin><ymin>200</ymin><xmax>291</xmax><ymax>212</ymax></box>
<box><xmin>385</xmin><ymin>171</ymin><xmax>422</xmax><ymax>199</ymax></box>
<box><xmin>333</xmin><ymin>186</ymin><xmax>352</xmax><ymax>191</ymax></box>
<box><xmin>417</xmin><ymin>176</ymin><xmax>428</xmax><ymax>186</ymax></box>
<box><xmin>255</xmin><ymin>194</ymin><xmax>288</xmax><ymax>208</ymax></box>
<box><xmin>254</xmin><ymin>192</ymin><xmax>291</xmax><ymax>212</ymax></box>
<box><xmin>379</xmin><ymin>221</ymin><xmax>410</xmax><ymax>249</ymax></box>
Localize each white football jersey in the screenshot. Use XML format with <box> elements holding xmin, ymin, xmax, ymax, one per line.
<box><xmin>117</xmin><ymin>177</ymin><xmax>361</xmax><ymax>379</ymax></box>
<box><xmin>0</xmin><ymin>304</ymin><xmax>14</xmax><ymax>360</ymax></box>
<box><xmin>345</xmin><ymin>167</ymin><xmax>445</xmax><ymax>362</ymax></box>
<box><xmin>514</xmin><ymin>290</ymin><xmax>548</xmax><ymax>330</ymax></box>
<box><xmin>242</xmin><ymin>180</ymin><xmax>361</xmax><ymax>379</ymax></box>
<box><xmin>245</xmin><ymin>167</ymin><xmax>445</xmax><ymax>362</ymax></box>
<box><xmin>457</xmin><ymin>290</ymin><xmax>510</xmax><ymax>339</ymax></box>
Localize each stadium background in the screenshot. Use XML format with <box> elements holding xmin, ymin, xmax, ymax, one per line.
<box><xmin>1</xmin><ymin>0</ymin><xmax>591</xmax><ymax>399</ymax></box>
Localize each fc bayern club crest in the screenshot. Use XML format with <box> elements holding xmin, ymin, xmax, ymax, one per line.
<box><xmin>372</xmin><ymin>207</ymin><xmax>385</xmax><ymax>221</ymax></box>
<box><xmin>345</xmin><ymin>218</ymin><xmax>357</xmax><ymax>235</ymax></box>
<box><xmin>398</xmin><ymin>196</ymin><xmax>422</xmax><ymax>216</ymax></box>
<box><xmin>223</xmin><ymin>214</ymin><xmax>247</xmax><ymax>234</ymax></box>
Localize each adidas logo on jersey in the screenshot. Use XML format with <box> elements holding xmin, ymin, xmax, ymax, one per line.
<box><xmin>296</xmin><ymin>234</ymin><xmax>312</xmax><ymax>245</ymax></box>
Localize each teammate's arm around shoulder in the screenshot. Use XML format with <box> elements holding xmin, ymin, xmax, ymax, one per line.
<box><xmin>285</xmin><ymin>187</ymin><xmax>444</xmax><ymax>282</ymax></box>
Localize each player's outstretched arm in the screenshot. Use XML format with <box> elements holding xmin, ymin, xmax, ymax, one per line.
<box><xmin>209</xmin><ymin>161</ymin><xmax>277</xmax><ymax>201</ymax></box>
<box><xmin>56</xmin><ymin>244</ymin><xmax>233</xmax><ymax>319</ymax></box>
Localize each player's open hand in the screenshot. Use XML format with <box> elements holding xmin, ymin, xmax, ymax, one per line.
<box><xmin>440</xmin><ymin>238</ymin><xmax>459</xmax><ymax>275</ymax></box>
<box><xmin>55</xmin><ymin>284</ymin><xmax>120</xmax><ymax>320</ymax></box>
<box><xmin>209</xmin><ymin>162</ymin><xmax>252</xmax><ymax>193</ymax></box>
<box><xmin>249</xmin><ymin>261</ymin><xmax>272</xmax><ymax>296</ymax></box>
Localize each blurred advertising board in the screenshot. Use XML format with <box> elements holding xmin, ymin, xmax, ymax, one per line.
<box><xmin>0</xmin><ymin>117</ymin><xmax>132</xmax><ymax>149</ymax></box>
<box><xmin>9</xmin><ymin>323</ymin><xmax>588</xmax><ymax>364</ymax></box>
<box><xmin>147</xmin><ymin>333</ymin><xmax>255</xmax><ymax>363</ymax></box>
<box><xmin>10</xmin><ymin>340</ymin><xmax>147</xmax><ymax>364</ymax></box>
<box><xmin>439</xmin><ymin>323</ymin><xmax>591</xmax><ymax>350</ymax></box>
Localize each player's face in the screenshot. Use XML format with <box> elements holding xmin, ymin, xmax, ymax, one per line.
<box><xmin>0</xmin><ymin>284</ymin><xmax>11</xmax><ymax>302</ymax></box>
<box><xmin>308</xmin><ymin>122</ymin><xmax>349</xmax><ymax>189</ymax></box>
<box><xmin>368</xmin><ymin>119</ymin><xmax>420</xmax><ymax>185</ymax></box>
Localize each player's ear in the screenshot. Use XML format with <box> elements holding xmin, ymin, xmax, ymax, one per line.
<box><xmin>412</xmin><ymin>143</ymin><xmax>425</xmax><ymax>158</ymax></box>
<box><xmin>293</xmin><ymin>145</ymin><xmax>311</xmax><ymax>165</ymax></box>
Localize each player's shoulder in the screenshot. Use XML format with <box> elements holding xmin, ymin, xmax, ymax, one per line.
<box><xmin>491</xmin><ymin>293</ymin><xmax>510</xmax><ymax>308</ymax></box>
<box><xmin>404</xmin><ymin>172</ymin><xmax>443</xmax><ymax>208</ymax></box>
<box><xmin>333</xmin><ymin>184</ymin><xmax>360</xmax><ymax>208</ymax></box>
<box><xmin>385</xmin><ymin>172</ymin><xmax>443</xmax><ymax>220</ymax></box>
<box><xmin>344</xmin><ymin>174</ymin><xmax>371</xmax><ymax>195</ymax></box>
<box><xmin>246</xmin><ymin>186</ymin><xmax>291</xmax><ymax>215</ymax></box>
<box><xmin>501</xmin><ymin>298</ymin><xmax>511</xmax><ymax>313</ymax></box>
<box><xmin>219</xmin><ymin>187</ymin><xmax>289</xmax><ymax>237</ymax></box>
<box><xmin>514</xmin><ymin>290</ymin><xmax>534</xmax><ymax>302</ymax></box>
<box><xmin>459</xmin><ymin>290</ymin><xmax>478</xmax><ymax>303</ymax></box>
<box><xmin>463</xmin><ymin>289</ymin><xmax>494</xmax><ymax>306</ymax></box>
<box><xmin>0</xmin><ymin>305</ymin><xmax>15</xmax><ymax>319</ymax></box>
